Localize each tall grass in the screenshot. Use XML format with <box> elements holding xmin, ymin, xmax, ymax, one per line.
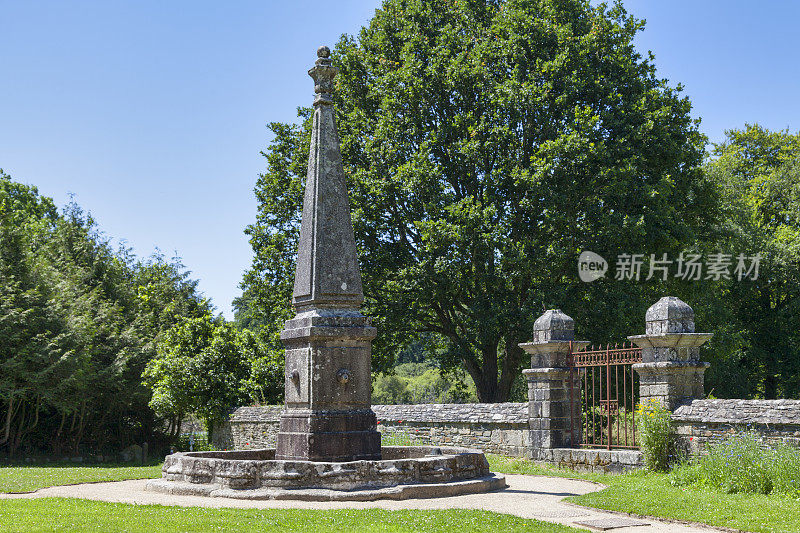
<box><xmin>670</xmin><ymin>432</ymin><xmax>800</xmax><ymax>497</ymax></box>
<box><xmin>378</xmin><ymin>429</ymin><xmax>426</xmax><ymax>446</ymax></box>
<box><xmin>636</xmin><ymin>399</ymin><xmax>675</xmax><ymax>471</ymax></box>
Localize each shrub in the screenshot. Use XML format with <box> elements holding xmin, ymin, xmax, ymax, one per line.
<box><xmin>372</xmin><ymin>362</ymin><xmax>478</xmax><ymax>404</ymax></box>
<box><xmin>635</xmin><ymin>399</ymin><xmax>675</xmax><ymax>471</ymax></box>
<box><xmin>670</xmin><ymin>431</ymin><xmax>800</xmax><ymax>497</ymax></box>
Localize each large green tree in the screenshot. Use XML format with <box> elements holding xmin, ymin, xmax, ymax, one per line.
<box><xmin>0</xmin><ymin>169</ymin><xmax>211</xmax><ymax>456</ymax></box>
<box><xmin>240</xmin><ymin>0</ymin><xmax>715</xmax><ymax>401</ymax></box>
<box><xmin>701</xmin><ymin>125</ymin><xmax>800</xmax><ymax>399</ymax></box>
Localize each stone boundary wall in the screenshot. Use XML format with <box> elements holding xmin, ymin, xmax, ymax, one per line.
<box><xmin>673</xmin><ymin>399</ymin><xmax>800</xmax><ymax>454</ymax></box>
<box><xmin>212</xmin><ymin>406</ymin><xmax>283</xmax><ymax>450</ymax></box>
<box><xmin>213</xmin><ymin>403</ymin><xmax>531</xmax><ymax>457</ymax></box>
<box><xmin>535</xmin><ymin>448</ymin><xmax>643</xmax><ymax>473</ymax></box>
<box><xmin>212</xmin><ymin>399</ymin><xmax>800</xmax><ymax>468</ymax></box>
<box><xmin>374</xmin><ymin>403</ymin><xmax>530</xmax><ymax>457</ymax></box>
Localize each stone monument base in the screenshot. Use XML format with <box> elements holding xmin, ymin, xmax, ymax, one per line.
<box><xmin>275</xmin><ymin>408</ymin><xmax>381</xmax><ymax>462</ymax></box>
<box><xmin>146</xmin><ymin>446</ymin><xmax>505</xmax><ymax>501</ymax></box>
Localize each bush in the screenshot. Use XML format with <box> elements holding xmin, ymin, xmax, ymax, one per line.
<box><xmin>635</xmin><ymin>399</ymin><xmax>675</xmax><ymax>471</ymax></box>
<box><xmin>670</xmin><ymin>432</ymin><xmax>800</xmax><ymax>497</ymax></box>
<box><xmin>372</xmin><ymin>363</ymin><xmax>478</xmax><ymax>404</ymax></box>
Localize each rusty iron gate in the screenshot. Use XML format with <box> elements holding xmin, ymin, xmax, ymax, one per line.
<box><xmin>568</xmin><ymin>342</ymin><xmax>642</xmax><ymax>450</ymax></box>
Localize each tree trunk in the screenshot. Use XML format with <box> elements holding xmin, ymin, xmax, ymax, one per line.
<box><xmin>171</xmin><ymin>413</ymin><xmax>184</xmax><ymax>443</ymax></box>
<box><xmin>72</xmin><ymin>401</ymin><xmax>87</xmax><ymax>454</ymax></box>
<box><xmin>498</xmin><ymin>333</ymin><xmax>524</xmax><ymax>401</ymax></box>
<box><xmin>9</xmin><ymin>401</ymin><xmax>25</xmax><ymax>457</ymax></box>
<box><xmin>168</xmin><ymin>416</ymin><xmax>176</xmax><ymax>440</ymax></box>
<box><xmin>465</xmin><ymin>340</ymin><xmax>505</xmax><ymax>402</ymax></box>
<box><xmin>759</xmin><ymin>288</ymin><xmax>778</xmax><ymax>399</ymax></box>
<box><xmin>53</xmin><ymin>410</ymin><xmax>67</xmax><ymax>455</ymax></box>
<box><xmin>206</xmin><ymin>418</ymin><xmax>214</xmax><ymax>444</ymax></box>
<box><xmin>0</xmin><ymin>397</ymin><xmax>13</xmax><ymax>446</ymax></box>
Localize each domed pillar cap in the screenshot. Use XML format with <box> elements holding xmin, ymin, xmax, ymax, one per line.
<box><xmin>646</xmin><ymin>296</ymin><xmax>695</xmax><ymax>335</ymax></box>
<box><xmin>629</xmin><ymin>296</ymin><xmax>712</xmax><ymax>349</ymax></box>
<box><xmin>532</xmin><ymin>309</ymin><xmax>574</xmax><ymax>343</ymax></box>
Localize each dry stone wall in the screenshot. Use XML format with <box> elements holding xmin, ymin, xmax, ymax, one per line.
<box><xmin>673</xmin><ymin>399</ymin><xmax>800</xmax><ymax>453</ymax></box>
<box><xmin>535</xmin><ymin>448</ymin><xmax>643</xmax><ymax>473</ymax></box>
<box><xmin>212</xmin><ymin>406</ymin><xmax>282</xmax><ymax>450</ymax></box>
<box><xmin>211</xmin><ymin>399</ymin><xmax>800</xmax><ymax>470</ymax></box>
<box><xmin>213</xmin><ymin>404</ymin><xmax>530</xmax><ymax>457</ymax></box>
<box><xmin>374</xmin><ymin>403</ymin><xmax>530</xmax><ymax>457</ymax></box>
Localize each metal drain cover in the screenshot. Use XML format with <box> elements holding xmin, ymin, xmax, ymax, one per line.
<box><xmin>573</xmin><ymin>517</ymin><xmax>650</xmax><ymax>530</ymax></box>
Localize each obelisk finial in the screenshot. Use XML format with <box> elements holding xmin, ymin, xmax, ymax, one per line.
<box><xmin>291</xmin><ymin>46</ymin><xmax>364</xmax><ymax>310</ymax></box>
<box><xmin>308</xmin><ymin>45</ymin><xmax>337</xmax><ymax>106</ymax></box>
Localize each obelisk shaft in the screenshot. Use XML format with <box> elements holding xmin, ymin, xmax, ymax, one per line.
<box><xmin>275</xmin><ymin>46</ymin><xmax>380</xmax><ymax>462</ymax></box>
<box><xmin>292</xmin><ymin>90</ymin><xmax>363</xmax><ymax>309</ymax></box>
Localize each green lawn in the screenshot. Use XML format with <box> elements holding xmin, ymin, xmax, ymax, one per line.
<box><xmin>0</xmin><ymin>499</ymin><xmax>580</xmax><ymax>533</ymax></box>
<box><xmin>4</xmin><ymin>454</ymin><xmax>800</xmax><ymax>532</ymax></box>
<box><xmin>0</xmin><ymin>463</ymin><xmax>163</xmax><ymax>493</ymax></box>
<box><xmin>571</xmin><ymin>471</ymin><xmax>800</xmax><ymax>533</ymax></box>
<box><xmin>486</xmin><ymin>454</ymin><xmax>800</xmax><ymax>533</ymax></box>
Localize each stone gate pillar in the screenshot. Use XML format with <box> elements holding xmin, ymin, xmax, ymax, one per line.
<box><xmin>520</xmin><ymin>310</ymin><xmax>588</xmax><ymax>456</ymax></box>
<box><xmin>629</xmin><ymin>297</ymin><xmax>712</xmax><ymax>410</ymax></box>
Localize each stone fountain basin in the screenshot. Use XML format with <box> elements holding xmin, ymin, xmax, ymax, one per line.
<box><xmin>146</xmin><ymin>445</ymin><xmax>505</xmax><ymax>501</ymax></box>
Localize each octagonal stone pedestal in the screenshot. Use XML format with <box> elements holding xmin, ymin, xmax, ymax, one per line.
<box><xmin>145</xmin><ymin>446</ymin><xmax>506</xmax><ymax>501</ymax></box>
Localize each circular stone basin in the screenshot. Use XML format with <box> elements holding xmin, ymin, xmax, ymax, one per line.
<box><xmin>146</xmin><ymin>446</ymin><xmax>506</xmax><ymax>501</ymax></box>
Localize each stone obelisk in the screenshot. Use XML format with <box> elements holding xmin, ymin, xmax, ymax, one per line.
<box><xmin>274</xmin><ymin>46</ymin><xmax>381</xmax><ymax>462</ymax></box>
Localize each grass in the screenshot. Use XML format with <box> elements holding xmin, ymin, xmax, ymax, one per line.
<box><xmin>570</xmin><ymin>470</ymin><xmax>800</xmax><ymax>533</ymax></box>
<box><xmin>378</xmin><ymin>429</ymin><xmax>426</xmax><ymax>446</ymax></box>
<box><xmin>0</xmin><ymin>498</ymin><xmax>582</xmax><ymax>533</ymax></box>
<box><xmin>3</xmin><ymin>442</ymin><xmax>799</xmax><ymax>532</ymax></box>
<box><xmin>487</xmin><ymin>453</ymin><xmax>800</xmax><ymax>533</ymax></box>
<box><xmin>486</xmin><ymin>454</ymin><xmax>607</xmax><ymax>483</ymax></box>
<box><xmin>0</xmin><ymin>463</ymin><xmax>163</xmax><ymax>493</ymax></box>
<box><xmin>671</xmin><ymin>432</ymin><xmax>800</xmax><ymax>497</ymax></box>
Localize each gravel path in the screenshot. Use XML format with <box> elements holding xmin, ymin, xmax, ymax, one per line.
<box><xmin>1</xmin><ymin>474</ymin><xmax>723</xmax><ymax>532</ymax></box>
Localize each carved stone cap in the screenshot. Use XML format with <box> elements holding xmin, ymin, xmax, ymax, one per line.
<box><xmin>519</xmin><ymin>340</ymin><xmax>589</xmax><ymax>355</ymax></box>
<box><xmin>532</xmin><ymin>309</ymin><xmax>574</xmax><ymax>343</ymax></box>
<box><xmin>308</xmin><ymin>45</ymin><xmax>338</xmax><ymax>105</ymax></box>
<box><xmin>632</xmin><ymin>361</ymin><xmax>711</xmax><ymax>372</ymax></box>
<box><xmin>628</xmin><ymin>333</ymin><xmax>712</xmax><ymax>349</ymax></box>
<box><xmin>646</xmin><ymin>296</ymin><xmax>695</xmax><ymax>335</ymax></box>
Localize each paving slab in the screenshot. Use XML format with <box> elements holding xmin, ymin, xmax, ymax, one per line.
<box><xmin>0</xmin><ymin>474</ymin><xmax>722</xmax><ymax>532</ymax></box>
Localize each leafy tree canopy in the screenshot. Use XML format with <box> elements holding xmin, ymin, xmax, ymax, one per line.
<box><xmin>241</xmin><ymin>0</ymin><xmax>716</xmax><ymax>402</ymax></box>
<box><xmin>144</xmin><ymin>315</ymin><xmax>283</xmax><ymax>439</ymax></box>
<box><xmin>701</xmin><ymin>124</ymin><xmax>800</xmax><ymax>399</ymax></box>
<box><xmin>0</xmin><ymin>170</ymin><xmax>211</xmax><ymax>456</ymax></box>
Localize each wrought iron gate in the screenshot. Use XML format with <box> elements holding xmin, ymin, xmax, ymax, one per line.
<box><xmin>569</xmin><ymin>342</ymin><xmax>642</xmax><ymax>449</ymax></box>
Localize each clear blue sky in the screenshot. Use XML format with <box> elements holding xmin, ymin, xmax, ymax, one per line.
<box><xmin>1</xmin><ymin>1</ymin><xmax>798</xmax><ymax>318</ymax></box>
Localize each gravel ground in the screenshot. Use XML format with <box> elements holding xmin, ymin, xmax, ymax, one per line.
<box><xmin>1</xmin><ymin>474</ymin><xmax>722</xmax><ymax>532</ymax></box>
